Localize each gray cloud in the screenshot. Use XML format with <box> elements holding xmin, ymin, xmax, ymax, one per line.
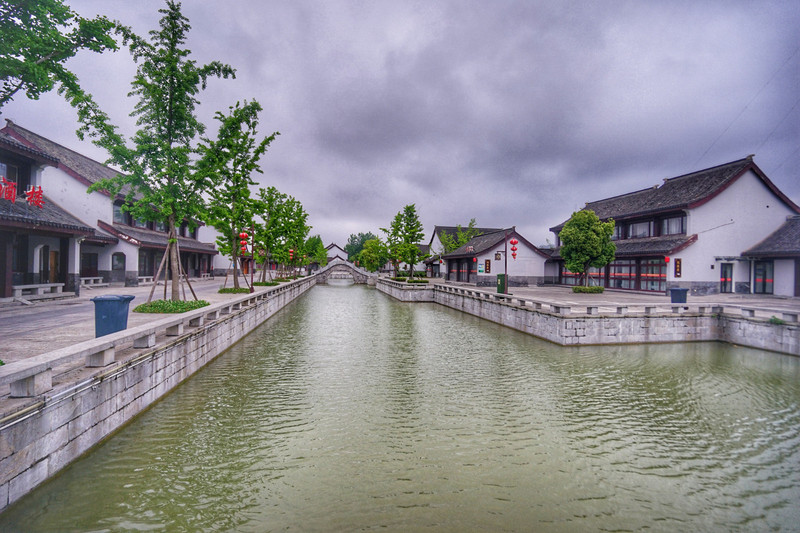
<box><xmin>3</xmin><ymin>0</ymin><xmax>798</xmax><ymax>247</ymax></box>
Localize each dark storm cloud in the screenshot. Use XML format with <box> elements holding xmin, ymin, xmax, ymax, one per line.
<box><xmin>3</xmin><ymin>0</ymin><xmax>798</xmax><ymax>247</ymax></box>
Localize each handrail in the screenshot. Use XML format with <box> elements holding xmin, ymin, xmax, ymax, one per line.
<box><xmin>433</xmin><ymin>284</ymin><xmax>799</xmax><ymax>322</ymax></box>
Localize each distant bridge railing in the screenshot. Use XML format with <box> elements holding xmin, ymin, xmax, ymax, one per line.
<box><xmin>316</xmin><ymin>259</ymin><xmax>376</xmax><ymax>285</ymax></box>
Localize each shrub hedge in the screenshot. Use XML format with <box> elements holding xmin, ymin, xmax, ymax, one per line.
<box><xmin>571</xmin><ymin>286</ymin><xmax>604</xmax><ymax>294</ymax></box>
<box><xmin>133</xmin><ymin>299</ymin><xmax>210</xmax><ymax>313</ymax></box>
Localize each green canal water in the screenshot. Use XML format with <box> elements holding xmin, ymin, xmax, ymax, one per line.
<box><xmin>3</xmin><ymin>283</ymin><xmax>800</xmax><ymax>532</ymax></box>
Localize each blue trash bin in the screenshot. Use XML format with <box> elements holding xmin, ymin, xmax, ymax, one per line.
<box><xmin>91</xmin><ymin>295</ymin><xmax>135</xmax><ymax>337</ymax></box>
<box><xmin>669</xmin><ymin>288</ymin><xmax>688</xmax><ymax>303</ymax></box>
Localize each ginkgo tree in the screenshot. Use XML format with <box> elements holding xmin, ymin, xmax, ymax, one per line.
<box><xmin>86</xmin><ymin>1</ymin><xmax>235</xmax><ymax>301</ymax></box>
<box><xmin>0</xmin><ymin>0</ymin><xmax>118</xmax><ymax>111</ymax></box>
<box><xmin>196</xmin><ymin>100</ymin><xmax>279</xmax><ymax>290</ymax></box>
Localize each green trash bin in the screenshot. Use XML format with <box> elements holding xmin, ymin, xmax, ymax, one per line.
<box><xmin>497</xmin><ymin>274</ymin><xmax>507</xmax><ymax>293</ymax></box>
<box><xmin>91</xmin><ymin>295</ymin><xmax>135</xmax><ymax>337</ymax></box>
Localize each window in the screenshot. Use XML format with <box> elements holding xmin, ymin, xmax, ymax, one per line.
<box><xmin>0</xmin><ymin>158</ymin><xmax>28</xmax><ymax>192</ymax></box>
<box><xmin>611</xmin><ymin>225</ymin><xmax>624</xmax><ymax>241</ymax></box>
<box><xmin>753</xmin><ymin>261</ymin><xmax>773</xmax><ymax>294</ymax></box>
<box><xmin>627</xmin><ymin>221</ymin><xmax>653</xmax><ymax>239</ymax></box>
<box><xmin>133</xmin><ymin>217</ymin><xmax>148</xmax><ymax>229</ymax></box>
<box><xmin>559</xmin><ymin>264</ymin><xmax>582</xmax><ymax>286</ymax></box>
<box><xmin>112</xmin><ymin>252</ymin><xmax>126</xmax><ymax>271</ymax></box>
<box><xmin>609</xmin><ymin>259</ymin><xmax>636</xmax><ymax>289</ymax></box>
<box><xmin>113</xmin><ymin>203</ymin><xmax>126</xmax><ymax>224</ymax></box>
<box><xmin>661</xmin><ymin>216</ymin><xmax>685</xmax><ymax>235</ymax></box>
<box><xmin>640</xmin><ymin>258</ymin><xmax>667</xmax><ymax>292</ymax></box>
<box><xmin>155</xmin><ymin>221</ymin><xmax>167</xmax><ymax>232</ymax></box>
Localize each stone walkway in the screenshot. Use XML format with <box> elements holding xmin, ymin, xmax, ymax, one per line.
<box><xmin>0</xmin><ymin>277</ymin><xmax>258</xmax><ymax>365</ymax></box>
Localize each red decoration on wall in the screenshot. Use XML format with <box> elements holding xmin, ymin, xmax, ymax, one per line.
<box><xmin>664</xmin><ymin>256</ymin><xmax>670</xmax><ymax>263</ymax></box>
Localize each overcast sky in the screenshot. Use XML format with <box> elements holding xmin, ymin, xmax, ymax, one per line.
<box><xmin>3</xmin><ymin>0</ymin><xmax>799</xmax><ymax>248</ymax></box>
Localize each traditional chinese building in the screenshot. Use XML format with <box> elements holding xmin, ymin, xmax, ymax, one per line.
<box><xmin>425</xmin><ymin>225</ymin><xmax>502</xmax><ymax>277</ymax></box>
<box><xmin>548</xmin><ymin>156</ymin><xmax>800</xmax><ymax>296</ymax></box>
<box><xmin>0</xmin><ymin>131</ymin><xmax>96</xmax><ymax>297</ymax></box>
<box><xmin>1</xmin><ymin>120</ymin><xmax>219</xmax><ymax>287</ymax></box>
<box><xmin>441</xmin><ymin>227</ymin><xmax>552</xmax><ymax>286</ymax></box>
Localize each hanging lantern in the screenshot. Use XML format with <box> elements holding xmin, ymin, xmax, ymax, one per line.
<box><xmin>240</xmin><ymin>239</ymin><xmax>247</xmax><ymax>246</ymax></box>
<box><xmin>510</xmin><ymin>238</ymin><xmax>519</xmax><ymax>246</ymax></box>
<box><xmin>473</xmin><ymin>257</ymin><xmax>477</xmax><ymax>262</ymax></box>
<box><xmin>664</xmin><ymin>256</ymin><xmax>670</xmax><ymax>263</ymax></box>
<box><xmin>239</xmin><ymin>232</ymin><xmax>248</xmax><ymax>239</ymax></box>
<box><xmin>512</xmin><ymin>252</ymin><xmax>517</xmax><ymax>259</ymax></box>
<box><xmin>510</xmin><ymin>245</ymin><xmax>518</xmax><ymax>252</ymax></box>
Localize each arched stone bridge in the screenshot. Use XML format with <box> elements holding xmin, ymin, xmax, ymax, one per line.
<box><xmin>315</xmin><ymin>258</ymin><xmax>377</xmax><ymax>285</ymax></box>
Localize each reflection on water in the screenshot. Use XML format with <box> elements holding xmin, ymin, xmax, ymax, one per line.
<box><xmin>3</xmin><ymin>285</ymin><xmax>800</xmax><ymax>532</ymax></box>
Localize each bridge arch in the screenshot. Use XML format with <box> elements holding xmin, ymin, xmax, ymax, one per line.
<box><xmin>315</xmin><ymin>258</ymin><xmax>377</xmax><ymax>285</ymax></box>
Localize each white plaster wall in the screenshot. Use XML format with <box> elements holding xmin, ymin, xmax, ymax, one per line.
<box><xmin>197</xmin><ymin>225</ymin><xmax>230</xmax><ymax>271</ymax></box>
<box><xmin>40</xmin><ymin>166</ymin><xmax>110</xmax><ymax>229</ymax></box>
<box><xmin>478</xmin><ymin>241</ymin><xmax>546</xmax><ymax>277</ymax></box>
<box><xmin>678</xmin><ymin>169</ymin><xmax>795</xmax><ymax>285</ymax></box>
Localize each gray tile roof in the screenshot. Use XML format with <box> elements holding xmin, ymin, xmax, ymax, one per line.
<box><xmin>550</xmin><ymin>157</ymin><xmax>799</xmax><ymax>232</ymax></box>
<box><xmin>743</xmin><ymin>216</ymin><xmax>800</xmax><ymax>257</ymax></box>
<box><xmin>0</xmin><ymin>195</ymin><xmax>94</xmax><ymax>235</ymax></box>
<box><xmin>3</xmin><ymin>120</ymin><xmax>121</xmax><ymax>187</ymax></box>
<box><xmin>103</xmin><ymin>222</ymin><xmax>218</xmax><ymax>254</ymax></box>
<box><xmin>0</xmin><ymin>130</ymin><xmax>59</xmax><ymax>164</ymax></box>
<box><xmin>443</xmin><ymin>228</ymin><xmax>551</xmax><ymax>259</ymax></box>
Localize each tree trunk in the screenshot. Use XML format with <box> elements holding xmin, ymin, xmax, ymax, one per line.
<box><xmin>168</xmin><ymin>216</ymin><xmax>180</xmax><ymax>301</ymax></box>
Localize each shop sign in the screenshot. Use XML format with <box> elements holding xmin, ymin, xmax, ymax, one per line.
<box><xmin>0</xmin><ymin>178</ymin><xmax>45</xmax><ymax>208</ymax></box>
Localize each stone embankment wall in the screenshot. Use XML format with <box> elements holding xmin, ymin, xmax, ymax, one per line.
<box><xmin>0</xmin><ymin>277</ymin><xmax>315</xmax><ymax>513</ymax></box>
<box><xmin>376</xmin><ymin>279</ymin><xmax>799</xmax><ymax>355</ymax></box>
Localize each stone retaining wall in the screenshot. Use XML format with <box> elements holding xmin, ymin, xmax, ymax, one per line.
<box><xmin>376</xmin><ymin>279</ymin><xmax>798</xmax><ymax>355</ymax></box>
<box><xmin>0</xmin><ymin>277</ymin><xmax>315</xmax><ymax>513</ymax></box>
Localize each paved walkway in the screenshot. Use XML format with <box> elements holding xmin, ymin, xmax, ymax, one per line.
<box><xmin>0</xmin><ymin>277</ymin><xmax>257</xmax><ymax>365</ymax></box>
<box><xmin>1</xmin><ymin>277</ymin><xmax>797</xmax><ymax>365</ymax></box>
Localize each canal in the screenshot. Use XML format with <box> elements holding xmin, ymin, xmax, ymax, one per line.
<box><xmin>2</xmin><ymin>283</ymin><xmax>800</xmax><ymax>532</ymax></box>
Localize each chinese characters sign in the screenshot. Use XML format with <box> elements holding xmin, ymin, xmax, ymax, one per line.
<box><xmin>0</xmin><ymin>178</ymin><xmax>45</xmax><ymax>208</ymax></box>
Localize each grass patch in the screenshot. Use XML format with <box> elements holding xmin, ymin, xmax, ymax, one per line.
<box><xmin>769</xmin><ymin>316</ymin><xmax>787</xmax><ymax>325</ymax></box>
<box><xmin>392</xmin><ymin>277</ymin><xmax>407</xmax><ymax>282</ymax></box>
<box><xmin>407</xmin><ymin>279</ymin><xmax>429</xmax><ymax>284</ymax></box>
<box><xmin>218</xmin><ymin>287</ymin><xmax>252</xmax><ymax>294</ymax></box>
<box><xmin>253</xmin><ymin>281</ymin><xmax>279</xmax><ymax>286</ymax></box>
<box><xmin>134</xmin><ymin>299</ymin><xmax>210</xmax><ymax>313</ymax></box>
<box><xmin>572</xmin><ymin>286</ymin><xmax>604</xmax><ymax>293</ymax></box>
<box><xmin>273</xmin><ymin>277</ymin><xmax>291</xmax><ymax>282</ymax></box>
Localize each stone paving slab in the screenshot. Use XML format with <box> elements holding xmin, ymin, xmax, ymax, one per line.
<box><xmin>0</xmin><ymin>277</ymin><xmax>261</xmax><ymax>365</ymax></box>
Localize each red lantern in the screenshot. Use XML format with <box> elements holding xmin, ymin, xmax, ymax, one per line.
<box><xmin>510</xmin><ymin>245</ymin><xmax>518</xmax><ymax>252</ymax></box>
<box><xmin>240</xmin><ymin>239</ymin><xmax>247</xmax><ymax>246</ymax></box>
<box><xmin>510</xmin><ymin>238</ymin><xmax>519</xmax><ymax>245</ymax></box>
<box><xmin>239</xmin><ymin>232</ymin><xmax>248</xmax><ymax>239</ymax></box>
<box><xmin>512</xmin><ymin>252</ymin><xmax>517</xmax><ymax>259</ymax></box>
<box><xmin>473</xmin><ymin>257</ymin><xmax>477</xmax><ymax>262</ymax></box>
<box><xmin>664</xmin><ymin>256</ymin><xmax>670</xmax><ymax>263</ymax></box>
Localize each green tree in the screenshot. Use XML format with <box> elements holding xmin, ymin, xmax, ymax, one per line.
<box><xmin>438</xmin><ymin>218</ymin><xmax>481</xmax><ymax>253</ymax></box>
<box><xmin>358</xmin><ymin>238</ymin><xmax>389</xmax><ymax>272</ymax></box>
<box><xmin>0</xmin><ymin>0</ymin><xmax>118</xmax><ymax>109</ymax></box>
<box><xmin>252</xmin><ymin>188</ymin><xmax>309</xmax><ymax>278</ymax></box>
<box><xmin>196</xmin><ymin>100</ymin><xmax>278</xmax><ymax>289</ymax></box>
<box><xmin>344</xmin><ymin>231</ymin><xmax>377</xmax><ymax>260</ymax></box>
<box><xmin>304</xmin><ymin>235</ymin><xmax>328</xmax><ymax>269</ymax></box>
<box><xmin>252</xmin><ymin>186</ymin><xmax>286</xmax><ymax>281</ymax></box>
<box><xmin>87</xmin><ymin>1</ymin><xmax>235</xmax><ymax>301</ymax></box>
<box><xmin>559</xmin><ymin>210</ymin><xmax>616</xmax><ymax>287</ymax></box>
<box><xmin>382</xmin><ymin>204</ymin><xmax>426</xmax><ymax>277</ymax></box>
